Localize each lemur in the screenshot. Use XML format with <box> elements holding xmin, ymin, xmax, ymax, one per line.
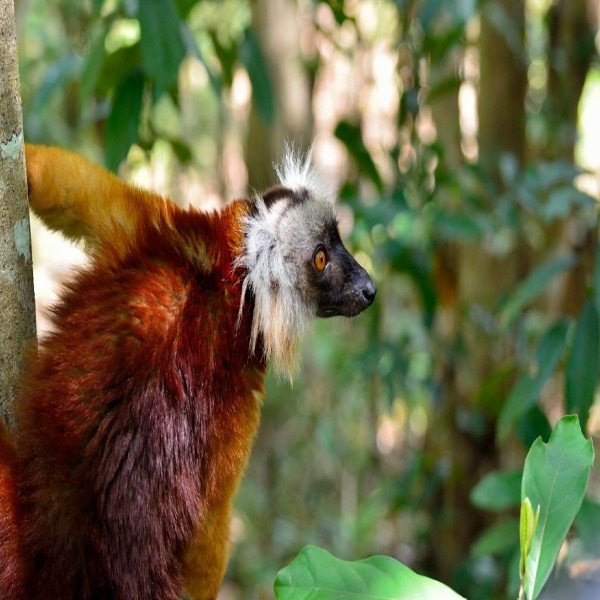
<box><xmin>0</xmin><ymin>144</ymin><xmax>376</xmax><ymax>600</ymax></box>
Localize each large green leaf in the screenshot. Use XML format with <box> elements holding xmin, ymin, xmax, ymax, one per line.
<box><xmin>335</xmin><ymin>121</ymin><xmax>384</xmax><ymax>193</ymax></box>
<box><xmin>105</xmin><ymin>71</ymin><xmax>145</xmax><ymax>171</ymax></box>
<box><xmin>80</xmin><ymin>25</ymin><xmax>108</xmax><ymax>106</ymax></box>
<box><xmin>240</xmin><ymin>29</ymin><xmax>275</xmax><ymax>125</ymax></box>
<box><xmin>565</xmin><ymin>300</ymin><xmax>599</xmax><ymax>430</ymax></box>
<box><xmin>499</xmin><ymin>256</ymin><xmax>575</xmax><ymax>326</ymax></box>
<box><xmin>138</xmin><ymin>0</ymin><xmax>186</xmax><ymax>92</ymax></box>
<box><xmin>274</xmin><ymin>545</ymin><xmax>465</xmax><ymax>600</ymax></box>
<box><xmin>521</xmin><ymin>415</ymin><xmax>595</xmax><ymax>600</ymax></box>
<box><xmin>594</xmin><ymin>243</ymin><xmax>600</xmax><ymax>311</ymax></box>
<box><xmin>497</xmin><ymin>320</ymin><xmax>569</xmax><ymax>440</ymax></box>
<box><xmin>470</xmin><ymin>469</ymin><xmax>522</xmax><ymax>512</ymax></box>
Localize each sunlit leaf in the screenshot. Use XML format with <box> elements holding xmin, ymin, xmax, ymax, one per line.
<box><xmin>274</xmin><ymin>545</ymin><xmax>465</xmax><ymax>599</ymax></box>
<box><xmin>565</xmin><ymin>300</ymin><xmax>599</xmax><ymax>430</ymax></box>
<box><xmin>499</xmin><ymin>256</ymin><xmax>576</xmax><ymax>326</ymax></box>
<box><xmin>497</xmin><ymin>320</ymin><xmax>569</xmax><ymax>440</ymax></box>
<box><xmin>138</xmin><ymin>0</ymin><xmax>186</xmax><ymax>92</ymax></box>
<box><xmin>105</xmin><ymin>71</ymin><xmax>145</xmax><ymax>171</ymax></box>
<box><xmin>521</xmin><ymin>415</ymin><xmax>594</xmax><ymax>600</ymax></box>
<box><xmin>470</xmin><ymin>469</ymin><xmax>521</xmax><ymax>511</ymax></box>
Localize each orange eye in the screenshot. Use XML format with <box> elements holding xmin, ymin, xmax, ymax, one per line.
<box><xmin>314</xmin><ymin>248</ymin><xmax>327</xmax><ymax>272</ymax></box>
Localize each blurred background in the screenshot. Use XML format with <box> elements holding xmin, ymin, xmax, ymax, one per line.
<box><xmin>15</xmin><ymin>0</ymin><xmax>600</xmax><ymax>598</ymax></box>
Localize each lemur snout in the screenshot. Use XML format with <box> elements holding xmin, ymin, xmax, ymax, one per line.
<box><xmin>361</xmin><ymin>278</ymin><xmax>377</xmax><ymax>304</ymax></box>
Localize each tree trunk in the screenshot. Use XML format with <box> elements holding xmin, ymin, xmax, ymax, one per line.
<box><xmin>0</xmin><ymin>0</ymin><xmax>36</xmax><ymax>426</ymax></box>
<box><xmin>542</xmin><ymin>0</ymin><xmax>598</xmax><ymax>318</ymax></box>
<box><xmin>245</xmin><ymin>0</ymin><xmax>312</xmax><ymax>191</ymax></box>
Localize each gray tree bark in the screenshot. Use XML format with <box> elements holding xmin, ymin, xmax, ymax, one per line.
<box><xmin>0</xmin><ymin>0</ymin><xmax>36</xmax><ymax>426</ymax></box>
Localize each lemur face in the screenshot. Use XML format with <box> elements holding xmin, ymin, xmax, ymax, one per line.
<box><xmin>260</xmin><ymin>185</ymin><xmax>376</xmax><ymax>319</ymax></box>
<box><xmin>238</xmin><ymin>149</ymin><xmax>377</xmax><ymax>374</ymax></box>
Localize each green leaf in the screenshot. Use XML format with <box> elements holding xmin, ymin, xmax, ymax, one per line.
<box><xmin>105</xmin><ymin>71</ymin><xmax>145</xmax><ymax>172</ymax></box>
<box><xmin>274</xmin><ymin>545</ymin><xmax>465</xmax><ymax>600</ymax></box>
<box><xmin>574</xmin><ymin>498</ymin><xmax>600</xmax><ymax>554</ymax></box>
<box><xmin>80</xmin><ymin>26</ymin><xmax>107</xmax><ymax>106</ymax></box>
<box><xmin>240</xmin><ymin>29</ymin><xmax>275</xmax><ymax>125</ymax></box>
<box><xmin>521</xmin><ymin>415</ymin><xmax>595</xmax><ymax>600</ymax></box>
<box><xmin>519</xmin><ymin>497</ymin><xmax>540</xmax><ymax>581</ymax></box>
<box><xmin>516</xmin><ymin>406</ymin><xmax>552</xmax><ymax>447</ymax></box>
<box><xmin>138</xmin><ymin>0</ymin><xmax>186</xmax><ymax>92</ymax></box>
<box><xmin>210</xmin><ymin>30</ymin><xmax>237</xmax><ymax>88</ymax></box>
<box><xmin>500</xmin><ymin>256</ymin><xmax>576</xmax><ymax>326</ymax></box>
<box><xmin>335</xmin><ymin>121</ymin><xmax>384</xmax><ymax>193</ymax></box>
<box><xmin>498</xmin><ymin>320</ymin><xmax>569</xmax><ymax>440</ymax></box>
<box><xmin>470</xmin><ymin>469</ymin><xmax>522</xmax><ymax>511</ymax></box>
<box><xmin>594</xmin><ymin>243</ymin><xmax>600</xmax><ymax>312</ymax></box>
<box><xmin>97</xmin><ymin>42</ymin><xmax>142</xmax><ymax>94</ymax></box>
<box><xmin>472</xmin><ymin>518</ymin><xmax>519</xmax><ymax>557</ymax></box>
<box><xmin>173</xmin><ymin>0</ymin><xmax>198</xmax><ymax>18</ymax></box>
<box><xmin>565</xmin><ymin>300</ymin><xmax>599</xmax><ymax>430</ymax></box>
<box><xmin>432</xmin><ymin>212</ymin><xmax>482</xmax><ymax>242</ymax></box>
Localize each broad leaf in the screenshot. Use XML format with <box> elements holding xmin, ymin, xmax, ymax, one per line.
<box><xmin>497</xmin><ymin>320</ymin><xmax>568</xmax><ymax>440</ymax></box>
<box><xmin>274</xmin><ymin>545</ymin><xmax>464</xmax><ymax>599</ymax></box>
<box><xmin>594</xmin><ymin>243</ymin><xmax>600</xmax><ymax>311</ymax></box>
<box><xmin>500</xmin><ymin>256</ymin><xmax>575</xmax><ymax>326</ymax></box>
<box><xmin>565</xmin><ymin>300</ymin><xmax>599</xmax><ymax>430</ymax></box>
<box><xmin>335</xmin><ymin>121</ymin><xmax>384</xmax><ymax>193</ymax></box>
<box><xmin>516</xmin><ymin>406</ymin><xmax>552</xmax><ymax>447</ymax></box>
<box><xmin>138</xmin><ymin>0</ymin><xmax>186</xmax><ymax>92</ymax></box>
<box><xmin>521</xmin><ymin>415</ymin><xmax>594</xmax><ymax>600</ymax></box>
<box><xmin>470</xmin><ymin>469</ymin><xmax>522</xmax><ymax>512</ymax></box>
<box><xmin>105</xmin><ymin>71</ymin><xmax>145</xmax><ymax>171</ymax></box>
<box><xmin>80</xmin><ymin>25</ymin><xmax>107</xmax><ymax>106</ymax></box>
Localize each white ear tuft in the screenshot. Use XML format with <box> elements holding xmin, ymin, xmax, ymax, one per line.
<box><xmin>274</xmin><ymin>143</ymin><xmax>334</xmax><ymax>202</ymax></box>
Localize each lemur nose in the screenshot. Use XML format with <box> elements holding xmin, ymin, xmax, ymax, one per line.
<box><xmin>362</xmin><ymin>281</ymin><xmax>377</xmax><ymax>303</ymax></box>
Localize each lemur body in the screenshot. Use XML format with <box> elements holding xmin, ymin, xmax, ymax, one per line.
<box><xmin>0</xmin><ymin>145</ymin><xmax>375</xmax><ymax>599</ymax></box>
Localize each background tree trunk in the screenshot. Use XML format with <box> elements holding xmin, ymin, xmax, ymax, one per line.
<box><xmin>0</xmin><ymin>0</ymin><xmax>36</xmax><ymax>426</ymax></box>
<box><xmin>245</xmin><ymin>0</ymin><xmax>313</xmax><ymax>191</ymax></box>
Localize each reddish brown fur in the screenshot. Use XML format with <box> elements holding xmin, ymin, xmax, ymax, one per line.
<box><xmin>0</xmin><ymin>146</ymin><xmax>266</xmax><ymax>599</ymax></box>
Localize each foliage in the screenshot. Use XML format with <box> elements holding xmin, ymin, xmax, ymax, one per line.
<box><xmin>274</xmin><ymin>545</ymin><xmax>464</xmax><ymax>600</ymax></box>
<box><xmin>519</xmin><ymin>416</ymin><xmax>594</xmax><ymax>599</ymax></box>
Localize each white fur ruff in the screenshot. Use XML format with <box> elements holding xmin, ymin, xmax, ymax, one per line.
<box><xmin>237</xmin><ymin>148</ymin><xmax>335</xmax><ymax>377</ymax></box>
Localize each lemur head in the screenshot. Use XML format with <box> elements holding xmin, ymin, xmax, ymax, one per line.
<box><xmin>238</xmin><ymin>148</ymin><xmax>376</xmax><ymax>376</ymax></box>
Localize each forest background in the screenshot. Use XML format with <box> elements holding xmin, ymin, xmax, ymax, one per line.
<box><xmin>13</xmin><ymin>0</ymin><xmax>600</xmax><ymax>598</ymax></box>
